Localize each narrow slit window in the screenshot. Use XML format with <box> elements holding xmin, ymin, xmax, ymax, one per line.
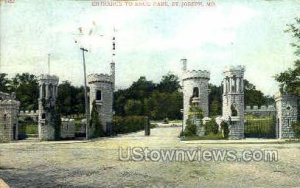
<box><xmin>96</xmin><ymin>90</ymin><xmax>102</xmax><ymax>101</ymax></box>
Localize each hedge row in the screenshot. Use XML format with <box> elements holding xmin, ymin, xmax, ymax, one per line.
<box><xmin>113</xmin><ymin>115</ymin><xmax>147</xmax><ymax>134</ymax></box>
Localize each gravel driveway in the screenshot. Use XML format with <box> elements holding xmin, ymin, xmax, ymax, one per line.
<box><xmin>1</xmin><ymin>127</ymin><xmax>300</xmax><ymax>187</ymax></box>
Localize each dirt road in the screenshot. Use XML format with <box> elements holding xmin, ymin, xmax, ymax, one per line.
<box><xmin>1</xmin><ymin>127</ymin><xmax>300</xmax><ymax>187</ymax></box>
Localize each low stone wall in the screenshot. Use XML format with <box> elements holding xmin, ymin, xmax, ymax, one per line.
<box><xmin>245</xmin><ymin>105</ymin><xmax>276</xmax><ymax>117</ymax></box>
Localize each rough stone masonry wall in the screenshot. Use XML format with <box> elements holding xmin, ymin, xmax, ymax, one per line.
<box><xmin>222</xmin><ymin>94</ymin><xmax>245</xmax><ymax>139</ymax></box>
<box><xmin>183</xmin><ymin>78</ymin><xmax>209</xmax><ymax>128</ymax></box>
<box><xmin>222</xmin><ymin>94</ymin><xmax>245</xmax><ymax>120</ymax></box>
<box><xmin>38</xmin><ymin>103</ymin><xmax>55</xmax><ymax>141</ymax></box>
<box><xmin>0</xmin><ymin>100</ymin><xmax>20</xmax><ymax>143</ymax></box>
<box><xmin>38</xmin><ymin>74</ymin><xmax>59</xmax><ymax>141</ymax></box>
<box><xmin>275</xmin><ymin>94</ymin><xmax>298</xmax><ymax>139</ymax></box>
<box><xmin>88</xmin><ymin>75</ymin><xmax>113</xmax><ymax>133</ymax></box>
<box><xmin>222</xmin><ymin>65</ymin><xmax>245</xmax><ymax>139</ymax></box>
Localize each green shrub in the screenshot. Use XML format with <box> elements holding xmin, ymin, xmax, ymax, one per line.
<box><xmin>188</xmin><ymin>106</ymin><xmax>204</xmax><ymax>119</ymax></box>
<box><xmin>182</xmin><ymin>106</ymin><xmax>204</xmax><ymax>137</ymax></box>
<box><xmin>90</xmin><ymin>100</ymin><xmax>105</xmax><ymax>138</ymax></box>
<box><xmin>183</xmin><ymin>119</ymin><xmax>197</xmax><ymax>136</ymax></box>
<box><xmin>221</xmin><ymin>121</ymin><xmax>229</xmax><ymax>139</ymax></box>
<box><xmin>26</xmin><ymin>124</ymin><xmax>38</xmax><ymax>134</ymax></box>
<box><xmin>113</xmin><ymin>115</ymin><xmax>147</xmax><ymax>134</ymax></box>
<box><xmin>292</xmin><ymin>121</ymin><xmax>300</xmax><ymax>138</ymax></box>
<box><xmin>204</xmin><ymin>119</ymin><xmax>219</xmax><ymax>135</ymax></box>
<box><xmin>181</xmin><ymin>133</ymin><xmax>224</xmax><ymax>140</ymax></box>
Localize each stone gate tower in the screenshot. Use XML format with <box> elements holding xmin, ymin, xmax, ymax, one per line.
<box><xmin>0</xmin><ymin>92</ymin><xmax>20</xmax><ymax>143</ymax></box>
<box><xmin>87</xmin><ymin>63</ymin><xmax>114</xmax><ymax>135</ymax></box>
<box><xmin>87</xmin><ymin>32</ymin><xmax>116</xmax><ymax>136</ymax></box>
<box><xmin>38</xmin><ymin>74</ymin><xmax>59</xmax><ymax>141</ymax></box>
<box><xmin>275</xmin><ymin>93</ymin><xmax>298</xmax><ymax>139</ymax></box>
<box><xmin>181</xmin><ymin>58</ymin><xmax>210</xmax><ymax>128</ymax></box>
<box><xmin>222</xmin><ymin>65</ymin><xmax>245</xmax><ymax>139</ymax></box>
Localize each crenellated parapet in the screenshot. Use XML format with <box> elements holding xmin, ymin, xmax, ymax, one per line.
<box><xmin>0</xmin><ymin>99</ymin><xmax>20</xmax><ymax>107</ymax></box>
<box><xmin>87</xmin><ymin>73</ymin><xmax>113</xmax><ymax>84</ymax></box>
<box><xmin>182</xmin><ymin>70</ymin><xmax>210</xmax><ymax>81</ymax></box>
<box><xmin>245</xmin><ymin>105</ymin><xmax>276</xmax><ymax>117</ymax></box>
<box><xmin>223</xmin><ymin>65</ymin><xmax>245</xmax><ymax>78</ymax></box>
<box><xmin>0</xmin><ymin>92</ymin><xmax>14</xmax><ymax>100</ymax></box>
<box><xmin>19</xmin><ymin>110</ymin><xmax>39</xmax><ymax>115</ymax></box>
<box><xmin>245</xmin><ymin>105</ymin><xmax>276</xmax><ymax>111</ymax></box>
<box><xmin>38</xmin><ymin>74</ymin><xmax>59</xmax><ymax>85</ymax></box>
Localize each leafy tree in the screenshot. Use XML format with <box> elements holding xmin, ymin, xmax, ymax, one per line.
<box><xmin>275</xmin><ymin>17</ymin><xmax>300</xmax><ymax>97</ymax></box>
<box><xmin>275</xmin><ymin>60</ymin><xmax>300</xmax><ymax>96</ymax></box>
<box><xmin>57</xmin><ymin>81</ymin><xmax>85</xmax><ymax>116</ymax></box>
<box><xmin>0</xmin><ymin>73</ymin><xmax>9</xmax><ymax>92</ymax></box>
<box><xmin>128</xmin><ymin>76</ymin><xmax>156</xmax><ymax>100</ymax></box>
<box><xmin>124</xmin><ymin>99</ymin><xmax>143</xmax><ymax>115</ymax></box>
<box><xmin>209</xmin><ymin>84</ymin><xmax>222</xmax><ymax>116</ymax></box>
<box><xmin>157</xmin><ymin>73</ymin><xmax>181</xmax><ymax>93</ymax></box>
<box><xmin>244</xmin><ymin>79</ymin><xmax>272</xmax><ymax>106</ymax></box>
<box><xmin>10</xmin><ymin>73</ymin><xmax>39</xmax><ymax>110</ymax></box>
<box><xmin>114</xmin><ymin>74</ymin><xmax>183</xmax><ymax>120</ymax></box>
<box><xmin>285</xmin><ymin>17</ymin><xmax>300</xmax><ymax>56</ymax></box>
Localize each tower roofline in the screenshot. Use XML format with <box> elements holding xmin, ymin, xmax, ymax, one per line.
<box><xmin>182</xmin><ymin>70</ymin><xmax>210</xmax><ymax>80</ymax></box>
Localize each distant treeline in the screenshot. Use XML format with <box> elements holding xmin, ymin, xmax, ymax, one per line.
<box><xmin>0</xmin><ymin>72</ymin><xmax>273</xmax><ymax>119</ymax></box>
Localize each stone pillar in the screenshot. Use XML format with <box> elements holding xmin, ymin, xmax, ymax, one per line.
<box><xmin>38</xmin><ymin>75</ymin><xmax>59</xmax><ymax>141</ymax></box>
<box><xmin>230</xmin><ymin>78</ymin><xmax>233</xmax><ymax>93</ymax></box>
<box><xmin>241</xmin><ymin>79</ymin><xmax>244</xmax><ymax>92</ymax></box>
<box><xmin>237</xmin><ymin>78</ymin><xmax>240</xmax><ymax>93</ymax></box>
<box><xmin>222</xmin><ymin>66</ymin><xmax>245</xmax><ymax>139</ymax></box>
<box><xmin>39</xmin><ymin>84</ymin><xmax>43</xmax><ymax>99</ymax></box>
<box><xmin>45</xmin><ymin>83</ymin><xmax>49</xmax><ymax>99</ymax></box>
<box><xmin>52</xmin><ymin>86</ymin><xmax>55</xmax><ymax>99</ymax></box>
<box><xmin>275</xmin><ymin>93</ymin><xmax>298</xmax><ymax>139</ymax></box>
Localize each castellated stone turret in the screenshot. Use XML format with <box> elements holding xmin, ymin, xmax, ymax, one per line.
<box><xmin>182</xmin><ymin>59</ymin><xmax>210</xmax><ymax>128</ymax></box>
<box><xmin>88</xmin><ymin>61</ymin><xmax>114</xmax><ymax>135</ymax></box>
<box><xmin>38</xmin><ymin>74</ymin><xmax>59</xmax><ymax>141</ymax></box>
<box><xmin>0</xmin><ymin>92</ymin><xmax>20</xmax><ymax>143</ymax></box>
<box><xmin>222</xmin><ymin>65</ymin><xmax>245</xmax><ymax>139</ymax></box>
<box><xmin>275</xmin><ymin>93</ymin><xmax>298</xmax><ymax>139</ymax></box>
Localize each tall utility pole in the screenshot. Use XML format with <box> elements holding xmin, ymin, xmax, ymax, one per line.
<box><xmin>80</xmin><ymin>47</ymin><xmax>89</xmax><ymax>140</ymax></box>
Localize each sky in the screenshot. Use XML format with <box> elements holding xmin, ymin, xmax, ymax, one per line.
<box><xmin>0</xmin><ymin>0</ymin><xmax>299</xmax><ymax>96</ymax></box>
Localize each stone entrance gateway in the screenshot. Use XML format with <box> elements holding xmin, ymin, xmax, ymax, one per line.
<box><xmin>222</xmin><ymin>65</ymin><xmax>245</xmax><ymax>139</ymax></box>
